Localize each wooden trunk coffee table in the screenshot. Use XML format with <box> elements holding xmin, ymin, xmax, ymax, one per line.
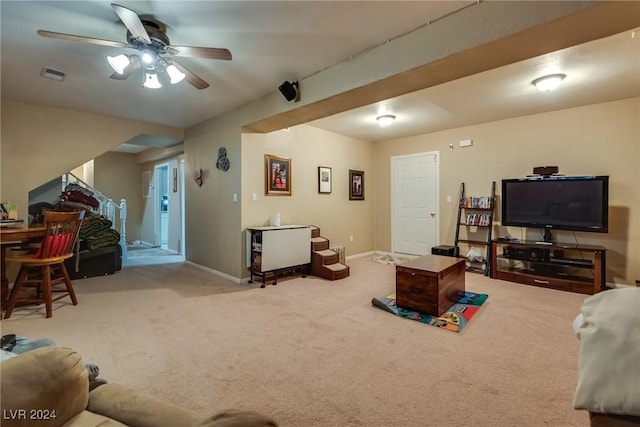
<box><xmin>396</xmin><ymin>254</ymin><xmax>465</xmax><ymax>316</ymax></box>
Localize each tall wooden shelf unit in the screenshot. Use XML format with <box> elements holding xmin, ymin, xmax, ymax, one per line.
<box><xmin>454</xmin><ymin>182</ymin><xmax>496</xmax><ymax>275</ymax></box>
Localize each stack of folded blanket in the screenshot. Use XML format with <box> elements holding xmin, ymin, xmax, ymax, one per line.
<box><xmin>80</xmin><ymin>216</ymin><xmax>121</xmax><ymax>251</ymax></box>
<box><xmin>60</xmin><ymin>183</ymin><xmax>100</xmax><ymax>210</ymax></box>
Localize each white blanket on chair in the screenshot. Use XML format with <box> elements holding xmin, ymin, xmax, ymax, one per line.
<box><xmin>573</xmin><ymin>287</ymin><xmax>640</xmax><ymax>415</ymax></box>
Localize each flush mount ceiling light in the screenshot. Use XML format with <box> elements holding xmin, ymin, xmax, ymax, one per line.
<box><xmin>531</xmin><ymin>74</ymin><xmax>566</xmax><ymax>92</ymax></box>
<box><xmin>376</xmin><ymin>114</ymin><xmax>396</xmax><ymax>127</ymax></box>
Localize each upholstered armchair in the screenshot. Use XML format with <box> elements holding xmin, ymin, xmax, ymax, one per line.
<box><xmin>1</xmin><ymin>346</ymin><xmax>277</xmax><ymax>427</ymax></box>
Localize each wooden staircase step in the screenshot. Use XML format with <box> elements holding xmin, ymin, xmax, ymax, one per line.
<box><xmin>308</xmin><ymin>227</ymin><xmax>349</xmax><ymax>281</ymax></box>
<box><xmin>314</xmin><ymin>249</ymin><xmax>339</xmax><ymax>265</ymax></box>
<box><xmin>311</xmin><ymin>237</ymin><xmax>329</xmax><ymax>251</ymax></box>
<box><xmin>311</xmin><ymin>262</ymin><xmax>350</xmax><ymax>281</ymax></box>
<box><xmin>325</xmin><ymin>263</ymin><xmax>347</xmax><ymax>272</ymax></box>
<box><xmin>324</xmin><ymin>263</ymin><xmax>350</xmax><ymax>280</ymax></box>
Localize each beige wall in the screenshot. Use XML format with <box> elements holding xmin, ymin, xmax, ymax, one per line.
<box><xmin>0</xmin><ymin>100</ymin><xmax>183</xmax><ymax>218</ymax></box>
<box><xmin>94</xmin><ymin>152</ymin><xmax>144</xmax><ymax>243</ymax></box>
<box><xmin>3</xmin><ymin>99</ymin><xmax>637</xmax><ymax>286</ymax></box>
<box><xmin>184</xmin><ymin>109</ymin><xmax>243</xmax><ymax>278</ymax></box>
<box><xmin>241</xmin><ymin>125</ymin><xmax>375</xmax><ymax>274</ymax></box>
<box><xmin>374</xmin><ymin>97</ymin><xmax>640</xmax><ymax>286</ymax></box>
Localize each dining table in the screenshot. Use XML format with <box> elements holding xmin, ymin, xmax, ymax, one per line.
<box><xmin>0</xmin><ymin>223</ymin><xmax>46</xmax><ymax>310</ymax></box>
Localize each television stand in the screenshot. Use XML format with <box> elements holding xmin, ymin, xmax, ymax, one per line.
<box><xmin>490</xmin><ymin>240</ymin><xmax>606</xmax><ymax>294</ymax></box>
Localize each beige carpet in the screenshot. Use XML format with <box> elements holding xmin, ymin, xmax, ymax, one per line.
<box><xmin>126</xmin><ymin>244</ymin><xmax>174</xmax><ymax>258</ymax></box>
<box><xmin>1</xmin><ymin>257</ymin><xmax>590</xmax><ymax>426</ymax></box>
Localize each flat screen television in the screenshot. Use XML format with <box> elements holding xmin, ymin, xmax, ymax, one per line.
<box><xmin>501</xmin><ymin>176</ymin><xmax>609</xmax><ymax>239</ymax></box>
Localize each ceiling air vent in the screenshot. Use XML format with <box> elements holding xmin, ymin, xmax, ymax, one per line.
<box><xmin>40</xmin><ymin>67</ymin><xmax>67</xmax><ymax>81</ymax></box>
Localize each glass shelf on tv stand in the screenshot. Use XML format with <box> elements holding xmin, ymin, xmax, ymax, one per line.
<box><xmin>495</xmin><ymin>239</ymin><xmax>605</xmax><ymax>252</ymax></box>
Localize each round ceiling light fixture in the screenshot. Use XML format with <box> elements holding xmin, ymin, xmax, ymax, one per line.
<box><xmin>531</xmin><ymin>73</ymin><xmax>566</xmax><ymax>92</ymax></box>
<box><xmin>376</xmin><ymin>114</ymin><xmax>396</xmax><ymax>127</ymax></box>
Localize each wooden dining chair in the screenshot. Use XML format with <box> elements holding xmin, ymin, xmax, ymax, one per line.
<box><xmin>4</xmin><ymin>211</ymin><xmax>84</xmax><ymax>319</ymax></box>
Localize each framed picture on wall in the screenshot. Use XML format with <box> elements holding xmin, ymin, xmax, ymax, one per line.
<box><xmin>265</xmin><ymin>154</ymin><xmax>291</xmax><ymax>196</ymax></box>
<box><xmin>318</xmin><ymin>166</ymin><xmax>332</xmax><ymax>194</ymax></box>
<box><xmin>349</xmin><ymin>170</ymin><xmax>364</xmax><ymax>200</ymax></box>
<box><xmin>172</xmin><ymin>167</ymin><xmax>178</xmax><ymax>193</ymax></box>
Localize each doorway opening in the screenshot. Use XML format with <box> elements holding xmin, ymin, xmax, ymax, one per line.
<box><xmin>155</xmin><ymin>163</ymin><xmax>169</xmax><ymax>249</ymax></box>
<box><xmin>124</xmin><ymin>160</ymin><xmax>184</xmax><ymax>267</ymax></box>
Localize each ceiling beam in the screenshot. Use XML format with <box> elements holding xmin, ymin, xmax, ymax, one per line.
<box><xmin>243</xmin><ymin>1</ymin><xmax>640</xmax><ymax>134</ymax></box>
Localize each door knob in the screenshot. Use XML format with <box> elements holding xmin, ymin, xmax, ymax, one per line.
<box><xmin>430</xmin><ymin>212</ymin><xmax>436</xmax><ymax>217</ymax></box>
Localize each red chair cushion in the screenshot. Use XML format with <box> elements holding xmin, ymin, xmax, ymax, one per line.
<box><xmin>34</xmin><ymin>233</ymin><xmax>73</xmax><ymax>258</ymax></box>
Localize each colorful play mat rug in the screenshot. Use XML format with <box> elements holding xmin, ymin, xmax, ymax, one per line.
<box><xmin>371</xmin><ymin>292</ymin><xmax>488</xmax><ymax>332</ymax></box>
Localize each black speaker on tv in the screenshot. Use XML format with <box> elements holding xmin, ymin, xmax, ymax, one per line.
<box><xmin>279</xmin><ymin>80</ymin><xmax>299</xmax><ymax>102</ymax></box>
<box><xmin>533</xmin><ymin>166</ymin><xmax>559</xmax><ymax>176</ymax></box>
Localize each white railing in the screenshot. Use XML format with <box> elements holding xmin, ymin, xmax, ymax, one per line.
<box><xmin>62</xmin><ymin>172</ymin><xmax>127</xmax><ymax>259</ymax></box>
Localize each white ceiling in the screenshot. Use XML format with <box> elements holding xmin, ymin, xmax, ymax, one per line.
<box><xmin>1</xmin><ymin>1</ymin><xmax>639</xmax><ymax>151</ymax></box>
<box><xmin>311</xmin><ymin>28</ymin><xmax>640</xmax><ymax>141</ymax></box>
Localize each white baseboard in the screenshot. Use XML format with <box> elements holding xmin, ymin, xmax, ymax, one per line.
<box><xmin>185</xmin><ymin>261</ymin><xmax>246</xmax><ymax>284</ymax></box>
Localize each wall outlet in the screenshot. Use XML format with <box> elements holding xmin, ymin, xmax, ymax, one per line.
<box><xmin>349</xmin><ymin>235</ymin><xmax>354</xmax><ymax>242</ymax></box>
<box><xmin>459</xmin><ymin>139</ymin><xmax>473</xmax><ymax>147</ymax></box>
<box><xmin>251</xmin><ymin>192</ymin><xmax>257</xmax><ymax>202</ymax></box>
<box><xmin>232</xmin><ymin>192</ymin><xmax>238</xmax><ymax>202</ymax></box>
<box><xmin>446</xmin><ymin>195</ymin><xmax>452</xmax><ymax>203</ymax></box>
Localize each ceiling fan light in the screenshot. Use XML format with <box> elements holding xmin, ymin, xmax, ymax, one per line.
<box><xmin>376</xmin><ymin>114</ymin><xmax>396</xmax><ymax>127</ymax></box>
<box><xmin>143</xmin><ymin>72</ymin><xmax>162</xmax><ymax>89</ymax></box>
<box><xmin>141</xmin><ymin>50</ymin><xmax>156</xmax><ymax>67</ymax></box>
<box><xmin>532</xmin><ymin>73</ymin><xmax>566</xmax><ymax>92</ymax></box>
<box><xmin>107</xmin><ymin>54</ymin><xmax>130</xmax><ymax>74</ymax></box>
<box><xmin>166</xmin><ymin>64</ymin><xmax>185</xmax><ymax>84</ymax></box>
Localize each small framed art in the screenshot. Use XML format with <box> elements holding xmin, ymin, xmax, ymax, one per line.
<box><xmin>349</xmin><ymin>170</ymin><xmax>364</xmax><ymax>200</ymax></box>
<box><xmin>265</xmin><ymin>154</ymin><xmax>291</xmax><ymax>196</ymax></box>
<box><xmin>318</xmin><ymin>166</ymin><xmax>332</xmax><ymax>194</ymax></box>
<box><xmin>172</xmin><ymin>167</ymin><xmax>178</xmax><ymax>193</ymax></box>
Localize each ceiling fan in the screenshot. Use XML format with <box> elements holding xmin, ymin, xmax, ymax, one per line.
<box><xmin>37</xmin><ymin>3</ymin><xmax>232</xmax><ymax>90</ymax></box>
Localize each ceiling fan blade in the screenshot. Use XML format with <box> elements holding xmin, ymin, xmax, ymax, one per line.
<box><xmin>111</xmin><ymin>3</ymin><xmax>151</xmax><ymax>44</ymax></box>
<box><xmin>169</xmin><ymin>46</ymin><xmax>232</xmax><ymax>61</ymax></box>
<box><xmin>172</xmin><ymin>61</ymin><xmax>210</xmax><ymax>90</ymax></box>
<box><xmin>37</xmin><ymin>30</ymin><xmax>129</xmax><ymax>49</ymax></box>
<box><xmin>110</xmin><ymin>59</ymin><xmax>140</xmax><ymax>80</ymax></box>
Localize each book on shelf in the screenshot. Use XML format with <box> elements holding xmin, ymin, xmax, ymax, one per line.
<box><xmin>461</xmin><ymin>196</ymin><xmax>492</xmax><ymax>209</ymax></box>
<box><xmin>465</xmin><ymin>213</ymin><xmax>491</xmax><ymax>226</ymax></box>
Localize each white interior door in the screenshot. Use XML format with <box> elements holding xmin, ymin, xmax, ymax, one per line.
<box><xmin>392</xmin><ymin>152</ymin><xmax>438</xmax><ymax>255</ymax></box>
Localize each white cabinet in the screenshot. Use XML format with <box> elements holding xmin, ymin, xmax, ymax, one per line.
<box><xmin>246</xmin><ymin>225</ymin><xmax>311</xmax><ymax>287</ymax></box>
